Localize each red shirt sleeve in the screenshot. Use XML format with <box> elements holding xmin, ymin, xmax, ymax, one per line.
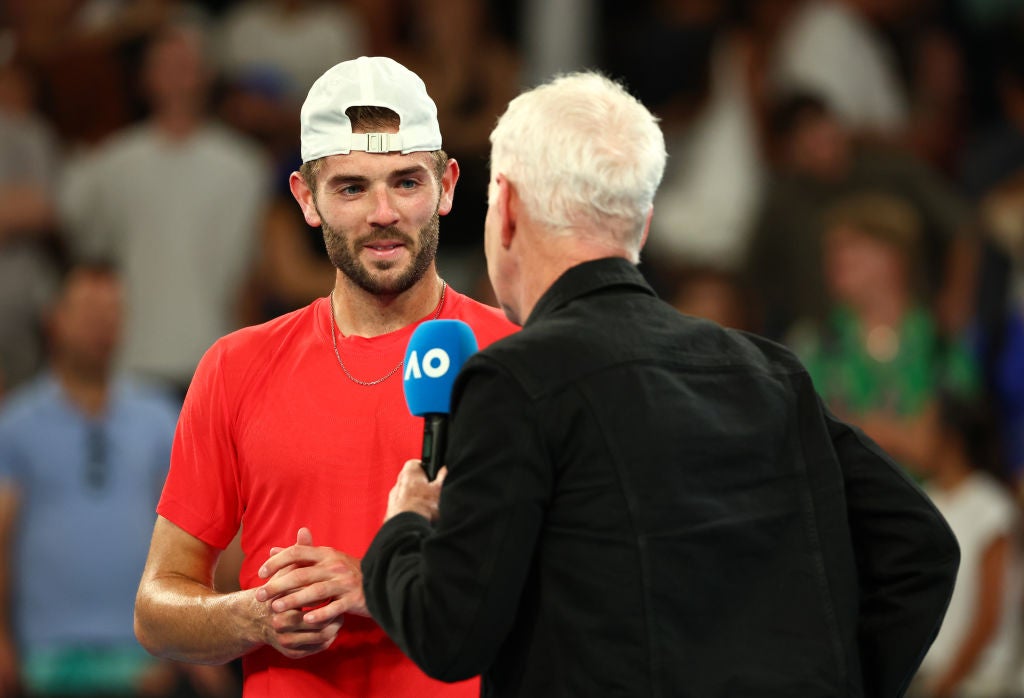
<box><xmin>157</xmin><ymin>339</ymin><xmax>243</xmax><ymax>549</ymax></box>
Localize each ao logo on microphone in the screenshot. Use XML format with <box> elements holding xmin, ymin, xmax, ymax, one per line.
<box><xmin>403</xmin><ymin>319</ymin><xmax>478</xmax><ymax>417</ymax></box>
<box><xmin>404</xmin><ymin>348</ymin><xmax>451</xmax><ymax>380</ymax></box>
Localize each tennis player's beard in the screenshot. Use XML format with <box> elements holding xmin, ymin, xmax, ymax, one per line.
<box><xmin>322</xmin><ymin>212</ymin><xmax>440</xmax><ymax>296</ymax></box>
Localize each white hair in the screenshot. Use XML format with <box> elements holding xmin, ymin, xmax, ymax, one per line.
<box><xmin>489</xmin><ymin>72</ymin><xmax>667</xmax><ymax>257</ymax></box>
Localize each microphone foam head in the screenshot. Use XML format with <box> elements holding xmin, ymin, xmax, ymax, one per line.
<box><xmin>403</xmin><ymin>319</ymin><xmax>478</xmax><ymax>416</ymax></box>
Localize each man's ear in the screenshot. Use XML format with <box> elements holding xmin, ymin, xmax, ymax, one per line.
<box><xmin>288</xmin><ymin>171</ymin><xmax>322</xmax><ymax>227</ymax></box>
<box><xmin>496</xmin><ymin>174</ymin><xmax>518</xmax><ymax>249</ymax></box>
<box><xmin>438</xmin><ymin>157</ymin><xmax>460</xmax><ymax>216</ymax></box>
<box><xmin>640</xmin><ymin>206</ymin><xmax>654</xmax><ymax>250</ymax></box>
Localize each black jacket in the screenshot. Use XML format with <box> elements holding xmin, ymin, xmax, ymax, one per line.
<box><xmin>364</xmin><ymin>257</ymin><xmax>959</xmax><ymax>697</ymax></box>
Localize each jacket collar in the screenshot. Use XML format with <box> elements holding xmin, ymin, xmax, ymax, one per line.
<box><xmin>525</xmin><ymin>257</ymin><xmax>656</xmax><ymax>326</ymax></box>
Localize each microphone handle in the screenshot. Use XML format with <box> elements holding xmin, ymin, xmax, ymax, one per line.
<box><xmin>420</xmin><ymin>413</ymin><xmax>447</xmax><ymax>481</ymax></box>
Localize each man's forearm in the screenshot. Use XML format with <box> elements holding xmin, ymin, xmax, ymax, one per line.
<box><xmin>135</xmin><ymin>574</ymin><xmax>267</xmax><ymax>665</ymax></box>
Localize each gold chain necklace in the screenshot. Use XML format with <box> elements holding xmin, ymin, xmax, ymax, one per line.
<box><xmin>328</xmin><ymin>281</ymin><xmax>447</xmax><ymax>386</ymax></box>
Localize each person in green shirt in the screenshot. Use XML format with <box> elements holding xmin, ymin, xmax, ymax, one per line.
<box><xmin>789</xmin><ymin>191</ymin><xmax>979</xmax><ymax>473</ymax></box>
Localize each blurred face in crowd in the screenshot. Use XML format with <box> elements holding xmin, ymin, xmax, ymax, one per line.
<box><xmin>51</xmin><ymin>269</ymin><xmax>123</xmax><ymax>378</ymax></box>
<box><xmin>294</xmin><ymin>147</ymin><xmax>457</xmax><ymax>296</ymax></box>
<box><xmin>823</xmin><ymin>224</ymin><xmax>908</xmax><ymax>307</ymax></box>
<box><xmin>782</xmin><ymin>111</ymin><xmax>850</xmax><ymax>180</ymax></box>
<box><xmin>142</xmin><ymin>26</ymin><xmax>211</xmax><ymax>113</ymax></box>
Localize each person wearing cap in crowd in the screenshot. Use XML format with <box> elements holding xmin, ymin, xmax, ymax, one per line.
<box><xmin>133</xmin><ymin>56</ymin><xmax>516</xmax><ymax>697</ymax></box>
<box><xmin>359</xmin><ymin>72</ymin><xmax>959</xmax><ymax>697</ymax></box>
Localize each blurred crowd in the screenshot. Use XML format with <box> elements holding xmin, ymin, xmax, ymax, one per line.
<box><xmin>0</xmin><ymin>0</ymin><xmax>1023</xmax><ymax>696</ymax></box>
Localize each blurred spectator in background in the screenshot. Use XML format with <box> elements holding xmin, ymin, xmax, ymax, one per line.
<box><xmin>218</xmin><ymin>0</ymin><xmax>367</xmax><ymax>105</ymax></box>
<box><xmin>975</xmin><ymin>172</ymin><xmax>1024</xmax><ymax>485</ymax></box>
<box><xmin>58</xmin><ymin>20</ymin><xmax>270</xmax><ymax>396</ymax></box>
<box><xmin>789</xmin><ymin>192</ymin><xmax>980</xmax><ymax>474</ymax></box>
<box><xmin>396</xmin><ymin>0</ymin><xmax>521</xmax><ymax>294</ymax></box>
<box><xmin>0</xmin><ymin>263</ymin><xmax>236</xmax><ymax>697</ymax></box>
<box><xmin>956</xmin><ymin>20</ymin><xmax>1024</xmax><ymax>487</ymax></box>
<box><xmin>0</xmin><ymin>58</ymin><xmax>62</xmax><ymax>400</ymax></box>
<box><xmin>602</xmin><ymin>2</ymin><xmax>761</xmax><ymax>283</ymax></box>
<box><xmin>768</xmin><ymin>0</ymin><xmax>911</xmax><ymax>137</ymax></box>
<box><xmin>961</xmin><ymin>21</ymin><xmax>1024</xmax><ymax>201</ymax></box>
<box><xmin>769</xmin><ymin>0</ymin><xmax>972</xmax><ymax>172</ymax></box>
<box><xmin>910</xmin><ymin>395</ymin><xmax>1023</xmax><ymax>698</ymax></box>
<box><xmin>903</xmin><ymin>21</ymin><xmax>971</xmax><ymax>176</ymax></box>
<box><xmin>215</xmin><ymin>0</ymin><xmax>366</xmax><ymax>174</ymax></box>
<box><xmin>3</xmin><ymin>0</ymin><xmax>179</xmax><ymax>146</ymax></box>
<box><xmin>747</xmin><ymin>92</ymin><xmax>977</xmax><ymax>340</ymax></box>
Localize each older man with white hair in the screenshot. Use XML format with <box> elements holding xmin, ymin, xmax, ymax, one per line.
<box><xmin>363</xmin><ymin>72</ymin><xmax>959</xmax><ymax>698</ymax></box>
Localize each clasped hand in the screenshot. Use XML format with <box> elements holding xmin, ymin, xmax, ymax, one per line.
<box><xmin>253</xmin><ymin>527</ymin><xmax>368</xmax><ymax>659</ymax></box>
<box><xmin>251</xmin><ymin>460</ymin><xmax>446</xmax><ymax>659</ymax></box>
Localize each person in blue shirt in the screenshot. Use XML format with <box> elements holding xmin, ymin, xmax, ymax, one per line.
<box><xmin>0</xmin><ymin>262</ymin><xmax>236</xmax><ymax>697</ymax></box>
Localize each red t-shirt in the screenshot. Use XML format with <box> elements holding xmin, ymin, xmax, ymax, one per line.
<box><xmin>158</xmin><ymin>290</ymin><xmax>516</xmax><ymax>697</ymax></box>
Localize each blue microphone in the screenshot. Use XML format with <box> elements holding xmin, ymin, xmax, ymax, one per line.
<box><xmin>403</xmin><ymin>319</ymin><xmax>478</xmax><ymax>480</ymax></box>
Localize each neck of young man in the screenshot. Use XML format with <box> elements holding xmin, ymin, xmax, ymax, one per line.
<box><xmin>330</xmin><ymin>270</ymin><xmax>446</xmax><ymax>338</ymax></box>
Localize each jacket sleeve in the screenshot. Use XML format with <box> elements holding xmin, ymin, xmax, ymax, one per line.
<box><xmin>363</xmin><ymin>357</ymin><xmax>549</xmax><ymax>681</ymax></box>
<box><xmin>825</xmin><ymin>402</ymin><xmax>960</xmax><ymax>697</ymax></box>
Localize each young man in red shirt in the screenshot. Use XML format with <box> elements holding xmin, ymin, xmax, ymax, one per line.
<box><xmin>134</xmin><ymin>56</ymin><xmax>515</xmax><ymax>697</ymax></box>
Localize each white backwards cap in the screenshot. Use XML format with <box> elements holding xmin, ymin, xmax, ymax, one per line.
<box><xmin>299</xmin><ymin>56</ymin><xmax>442</xmax><ymax>163</ymax></box>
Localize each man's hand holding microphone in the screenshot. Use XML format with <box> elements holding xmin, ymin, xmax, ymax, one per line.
<box><xmin>386</xmin><ymin>319</ymin><xmax>478</xmax><ymax>522</ymax></box>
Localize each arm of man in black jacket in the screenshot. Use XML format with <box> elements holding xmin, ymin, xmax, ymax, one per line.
<box><xmin>363</xmin><ymin>360</ymin><xmax>547</xmax><ymax>682</ymax></box>
<box><xmin>826</xmin><ymin>404</ymin><xmax>960</xmax><ymax>697</ymax></box>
